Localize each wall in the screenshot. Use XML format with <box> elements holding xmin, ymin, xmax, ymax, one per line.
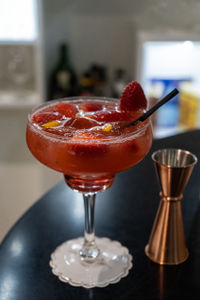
<box><xmin>42</xmin><ymin>1</ymin><xmax>137</xmax><ymax>92</ymax></box>
<box><xmin>66</xmin><ymin>15</ymin><xmax>136</xmax><ymax>82</ymax></box>
<box><xmin>0</xmin><ymin>109</ymin><xmax>62</xmax><ymax>242</ymax></box>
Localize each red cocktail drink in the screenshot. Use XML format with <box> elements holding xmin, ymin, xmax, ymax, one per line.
<box><xmin>27</xmin><ymin>98</ymin><xmax>152</xmax><ymax>193</ymax></box>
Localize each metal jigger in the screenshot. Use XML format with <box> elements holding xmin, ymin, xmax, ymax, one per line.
<box><xmin>145</xmin><ymin>148</ymin><xmax>197</xmax><ymax>265</ymax></box>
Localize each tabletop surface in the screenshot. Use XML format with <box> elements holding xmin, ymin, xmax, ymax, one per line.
<box><xmin>1</xmin><ymin>130</ymin><xmax>200</xmax><ymax>300</ymax></box>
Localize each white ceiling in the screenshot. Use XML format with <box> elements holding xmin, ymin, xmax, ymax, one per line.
<box><xmin>44</xmin><ymin>0</ymin><xmax>200</xmax><ymax>32</ymax></box>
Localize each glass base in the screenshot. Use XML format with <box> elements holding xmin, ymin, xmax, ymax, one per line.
<box><xmin>50</xmin><ymin>237</ymin><xmax>133</xmax><ymax>288</ymax></box>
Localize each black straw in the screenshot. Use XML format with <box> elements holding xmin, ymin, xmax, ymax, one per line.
<box><xmin>128</xmin><ymin>88</ymin><xmax>179</xmax><ymax>127</ymax></box>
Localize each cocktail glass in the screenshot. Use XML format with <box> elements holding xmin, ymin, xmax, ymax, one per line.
<box><xmin>26</xmin><ymin>97</ymin><xmax>153</xmax><ymax>288</ymax></box>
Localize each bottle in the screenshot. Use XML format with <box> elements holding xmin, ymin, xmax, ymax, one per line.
<box><xmin>179</xmin><ymin>82</ymin><xmax>200</xmax><ymax>130</ymax></box>
<box><xmin>90</xmin><ymin>65</ymin><xmax>107</xmax><ymax>96</ymax></box>
<box><xmin>49</xmin><ymin>43</ymin><xmax>77</xmax><ymax>99</ymax></box>
<box><xmin>79</xmin><ymin>71</ymin><xmax>94</xmax><ymax>96</ymax></box>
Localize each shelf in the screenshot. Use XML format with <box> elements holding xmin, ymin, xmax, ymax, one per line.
<box><xmin>0</xmin><ymin>91</ymin><xmax>42</xmax><ymax>110</ymax></box>
<box><xmin>0</xmin><ymin>41</ymin><xmax>37</xmax><ymax>46</ymax></box>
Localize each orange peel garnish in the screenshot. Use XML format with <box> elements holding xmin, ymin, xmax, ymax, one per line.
<box><xmin>75</xmin><ymin>114</ymin><xmax>82</xmax><ymax>118</ymax></box>
<box><xmin>102</xmin><ymin>123</ymin><xmax>112</xmax><ymax>132</ymax></box>
<box><xmin>84</xmin><ymin>114</ymin><xmax>93</xmax><ymax>119</ymax></box>
<box><xmin>43</xmin><ymin>120</ymin><xmax>61</xmax><ymax>128</ymax></box>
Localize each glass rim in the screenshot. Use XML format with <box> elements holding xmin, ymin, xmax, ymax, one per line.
<box><xmin>27</xmin><ymin>96</ymin><xmax>152</xmax><ymax>143</ymax></box>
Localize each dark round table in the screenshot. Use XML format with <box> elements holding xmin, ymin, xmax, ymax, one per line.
<box><xmin>1</xmin><ymin>130</ymin><xmax>200</xmax><ymax>300</ymax></box>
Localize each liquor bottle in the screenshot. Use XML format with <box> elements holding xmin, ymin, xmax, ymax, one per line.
<box><xmin>79</xmin><ymin>72</ymin><xmax>94</xmax><ymax>96</ymax></box>
<box><xmin>90</xmin><ymin>65</ymin><xmax>107</xmax><ymax>96</ymax></box>
<box><xmin>48</xmin><ymin>43</ymin><xmax>77</xmax><ymax>99</ymax></box>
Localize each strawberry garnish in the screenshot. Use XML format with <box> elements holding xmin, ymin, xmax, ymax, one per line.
<box><xmin>120</xmin><ymin>81</ymin><xmax>147</xmax><ymax>111</ymax></box>
<box><xmin>56</xmin><ymin>103</ymin><xmax>77</xmax><ymax>118</ymax></box>
<box><xmin>32</xmin><ymin>112</ymin><xmax>63</xmax><ymax>124</ymax></box>
<box><xmin>80</xmin><ymin>101</ymin><xmax>103</xmax><ymax>112</ymax></box>
<box><xmin>68</xmin><ymin>132</ymin><xmax>108</xmax><ymax>157</ymax></box>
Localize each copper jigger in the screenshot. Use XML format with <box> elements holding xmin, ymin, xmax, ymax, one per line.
<box><xmin>145</xmin><ymin>148</ymin><xmax>197</xmax><ymax>265</ymax></box>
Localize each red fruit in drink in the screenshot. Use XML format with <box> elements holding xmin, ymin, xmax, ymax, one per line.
<box><xmin>80</xmin><ymin>101</ymin><xmax>103</xmax><ymax>112</ymax></box>
<box><xmin>56</xmin><ymin>103</ymin><xmax>77</xmax><ymax>118</ymax></box>
<box><xmin>71</xmin><ymin>117</ymin><xmax>99</xmax><ymax>129</ymax></box>
<box><xmin>120</xmin><ymin>81</ymin><xmax>147</xmax><ymax>111</ymax></box>
<box><xmin>32</xmin><ymin>112</ymin><xmax>63</xmax><ymax>124</ymax></box>
<box><xmin>89</xmin><ymin>110</ymin><xmax>133</xmax><ymax>123</ymax></box>
<box><xmin>126</xmin><ymin>139</ymin><xmax>140</xmax><ymax>152</ymax></box>
<box><xmin>69</xmin><ymin>132</ymin><xmax>108</xmax><ymax>157</ymax></box>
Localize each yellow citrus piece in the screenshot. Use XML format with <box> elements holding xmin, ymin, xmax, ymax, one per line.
<box><xmin>75</xmin><ymin>114</ymin><xmax>82</xmax><ymax>118</ymax></box>
<box><xmin>85</xmin><ymin>114</ymin><xmax>93</xmax><ymax>119</ymax></box>
<box><xmin>43</xmin><ymin>120</ymin><xmax>61</xmax><ymax>128</ymax></box>
<box><xmin>102</xmin><ymin>123</ymin><xmax>112</xmax><ymax>132</ymax></box>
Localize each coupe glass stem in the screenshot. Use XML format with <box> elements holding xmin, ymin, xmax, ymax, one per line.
<box><xmin>79</xmin><ymin>193</ymin><xmax>100</xmax><ymax>262</ymax></box>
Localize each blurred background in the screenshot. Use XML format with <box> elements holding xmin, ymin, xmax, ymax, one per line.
<box><xmin>1</xmin><ymin>0</ymin><xmax>200</xmax><ymax>241</ymax></box>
